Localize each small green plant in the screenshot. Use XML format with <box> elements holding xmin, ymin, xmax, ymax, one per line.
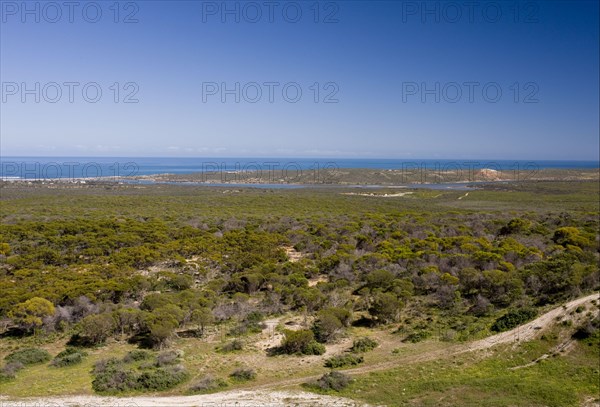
<box><xmin>324</xmin><ymin>354</ymin><xmax>364</xmax><ymax>368</ymax></box>
<box><xmin>350</xmin><ymin>337</ymin><xmax>378</xmax><ymax>353</ymax></box>
<box><xmin>230</xmin><ymin>368</ymin><xmax>256</xmax><ymax>381</ymax></box>
<box><xmin>4</xmin><ymin>348</ymin><xmax>51</xmax><ymax>366</ymax></box>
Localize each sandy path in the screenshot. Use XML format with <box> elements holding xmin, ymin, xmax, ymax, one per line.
<box><xmin>3</xmin><ymin>293</ymin><xmax>597</xmax><ymax>407</ymax></box>
<box><xmin>254</xmin><ymin>292</ymin><xmax>599</xmax><ymax>388</ymax></box>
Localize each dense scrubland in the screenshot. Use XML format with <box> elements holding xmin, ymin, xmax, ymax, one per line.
<box><xmin>0</xmin><ymin>180</ymin><xmax>598</xmax><ymax>406</ymax></box>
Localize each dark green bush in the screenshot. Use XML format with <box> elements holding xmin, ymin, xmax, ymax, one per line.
<box><xmin>324</xmin><ymin>354</ymin><xmax>363</xmax><ymax>368</ymax></box>
<box><xmin>572</xmin><ymin>317</ymin><xmax>599</xmax><ymax>346</ymax></box>
<box><xmin>230</xmin><ymin>368</ymin><xmax>256</xmax><ymax>381</ymax></box>
<box><xmin>304</xmin><ymin>340</ymin><xmax>326</xmax><ymax>355</ymax></box>
<box><xmin>491</xmin><ymin>308</ymin><xmax>537</xmax><ymax>332</ymax></box>
<box><xmin>313</xmin><ymin>371</ymin><xmax>352</xmax><ymax>391</ymax></box>
<box><xmin>5</xmin><ymin>348</ymin><xmax>51</xmax><ymax>366</ymax></box>
<box><xmin>350</xmin><ymin>337</ymin><xmax>378</xmax><ymax>353</ymax></box>
<box><xmin>280</xmin><ymin>329</ymin><xmax>325</xmax><ymax>355</ymax></box>
<box><xmin>50</xmin><ymin>348</ymin><xmax>88</xmax><ymax>367</ymax></box>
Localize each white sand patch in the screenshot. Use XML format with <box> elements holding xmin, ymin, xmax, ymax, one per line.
<box><xmin>0</xmin><ymin>391</ymin><xmax>368</xmax><ymax>406</ymax></box>
<box><xmin>342</xmin><ymin>192</ymin><xmax>413</xmax><ymax>198</ymax></box>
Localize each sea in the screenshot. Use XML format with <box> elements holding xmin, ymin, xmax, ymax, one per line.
<box><xmin>0</xmin><ymin>157</ymin><xmax>598</xmax><ymax>181</ymax></box>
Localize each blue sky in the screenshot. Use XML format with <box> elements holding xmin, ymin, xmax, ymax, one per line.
<box><xmin>1</xmin><ymin>0</ymin><xmax>598</xmax><ymax>159</ymax></box>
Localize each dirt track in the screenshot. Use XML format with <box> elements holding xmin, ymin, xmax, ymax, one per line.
<box><xmin>2</xmin><ymin>293</ymin><xmax>598</xmax><ymax>407</ymax></box>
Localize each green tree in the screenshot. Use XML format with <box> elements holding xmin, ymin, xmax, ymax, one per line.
<box><xmin>190</xmin><ymin>307</ymin><xmax>214</xmax><ymax>336</ymax></box>
<box><xmin>312</xmin><ymin>312</ymin><xmax>343</xmax><ymax>343</ymax></box>
<box><xmin>366</xmin><ymin>269</ymin><xmax>395</xmax><ymax>290</ymax></box>
<box><xmin>145</xmin><ymin>305</ymin><xmax>184</xmax><ymax>348</ymax></box>
<box><xmin>80</xmin><ymin>313</ymin><xmax>115</xmax><ymax>345</ymax></box>
<box><xmin>369</xmin><ymin>292</ymin><xmax>402</xmax><ymax>323</ymax></box>
<box><xmin>280</xmin><ymin>329</ymin><xmax>324</xmax><ymax>355</ymax></box>
<box><xmin>9</xmin><ymin>297</ymin><xmax>55</xmax><ymax>333</ymax></box>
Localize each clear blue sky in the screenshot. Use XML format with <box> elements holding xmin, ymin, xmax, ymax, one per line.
<box><xmin>1</xmin><ymin>0</ymin><xmax>598</xmax><ymax>159</ymax></box>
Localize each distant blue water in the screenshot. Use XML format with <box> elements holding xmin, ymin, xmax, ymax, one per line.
<box><xmin>1</xmin><ymin>157</ymin><xmax>598</xmax><ymax>180</ymax></box>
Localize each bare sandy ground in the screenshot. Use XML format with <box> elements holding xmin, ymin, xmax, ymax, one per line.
<box><xmin>0</xmin><ymin>390</ymin><xmax>369</xmax><ymax>406</ymax></box>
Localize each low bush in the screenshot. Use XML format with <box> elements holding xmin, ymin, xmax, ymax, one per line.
<box><xmin>230</xmin><ymin>368</ymin><xmax>256</xmax><ymax>381</ymax></box>
<box><xmin>219</xmin><ymin>339</ymin><xmax>244</xmax><ymax>353</ymax></box>
<box><xmin>403</xmin><ymin>331</ymin><xmax>431</xmax><ymax>343</ymax></box>
<box><xmin>312</xmin><ymin>371</ymin><xmax>352</xmax><ymax>391</ymax></box>
<box><xmin>4</xmin><ymin>348</ymin><xmax>51</xmax><ymax>366</ymax></box>
<box><xmin>188</xmin><ymin>375</ymin><xmax>228</xmax><ymax>393</ymax></box>
<box><xmin>350</xmin><ymin>337</ymin><xmax>378</xmax><ymax>353</ymax></box>
<box><xmin>0</xmin><ymin>362</ymin><xmax>24</xmax><ymax>381</ymax></box>
<box><xmin>304</xmin><ymin>340</ymin><xmax>326</xmax><ymax>355</ymax></box>
<box><xmin>137</xmin><ymin>366</ymin><xmax>189</xmax><ymax>390</ymax></box>
<box><xmin>92</xmin><ymin>359</ymin><xmax>139</xmax><ymax>393</ymax></box>
<box><xmin>92</xmin><ymin>356</ymin><xmax>188</xmax><ymax>393</ymax></box>
<box><xmin>279</xmin><ymin>329</ymin><xmax>325</xmax><ymax>355</ymax></box>
<box><xmin>156</xmin><ymin>350</ymin><xmax>182</xmax><ymax>366</ymax></box>
<box><xmin>572</xmin><ymin>317</ymin><xmax>599</xmax><ymax>346</ymax></box>
<box><xmin>324</xmin><ymin>354</ymin><xmax>363</xmax><ymax>368</ymax></box>
<box><xmin>50</xmin><ymin>348</ymin><xmax>88</xmax><ymax>367</ymax></box>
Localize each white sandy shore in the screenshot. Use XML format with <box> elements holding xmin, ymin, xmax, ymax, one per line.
<box><xmin>0</xmin><ymin>390</ymin><xmax>369</xmax><ymax>407</ymax></box>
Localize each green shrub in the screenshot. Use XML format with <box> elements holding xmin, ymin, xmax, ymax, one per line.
<box><xmin>92</xmin><ymin>359</ymin><xmax>139</xmax><ymax>393</ymax></box>
<box><xmin>304</xmin><ymin>340</ymin><xmax>326</xmax><ymax>355</ymax></box>
<box><xmin>137</xmin><ymin>366</ymin><xmax>189</xmax><ymax>390</ymax></box>
<box><xmin>4</xmin><ymin>348</ymin><xmax>51</xmax><ymax>366</ymax></box>
<box><xmin>324</xmin><ymin>354</ymin><xmax>363</xmax><ymax>368</ymax></box>
<box><xmin>230</xmin><ymin>367</ymin><xmax>256</xmax><ymax>381</ymax></box>
<box><xmin>312</xmin><ymin>371</ymin><xmax>352</xmax><ymax>391</ymax></box>
<box><xmin>491</xmin><ymin>308</ymin><xmax>537</xmax><ymax>332</ymax></box>
<box><xmin>92</xmin><ymin>356</ymin><xmax>188</xmax><ymax>393</ymax></box>
<box><xmin>350</xmin><ymin>337</ymin><xmax>378</xmax><ymax>353</ymax></box>
<box><xmin>50</xmin><ymin>348</ymin><xmax>88</xmax><ymax>367</ymax></box>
